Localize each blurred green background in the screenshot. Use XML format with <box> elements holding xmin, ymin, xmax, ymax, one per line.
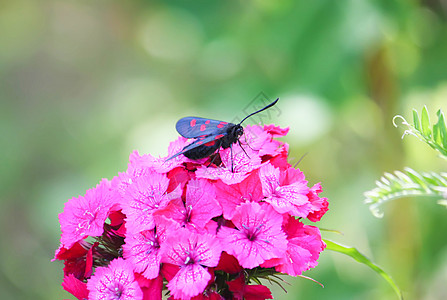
<box><xmin>1</xmin><ymin>0</ymin><xmax>447</xmax><ymax>299</ymax></box>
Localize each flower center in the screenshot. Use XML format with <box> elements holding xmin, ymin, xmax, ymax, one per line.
<box><xmin>77</xmin><ymin>206</ymin><xmax>101</xmax><ymax>235</ymax></box>
<box><xmin>107</xmin><ymin>283</ymin><xmax>124</xmax><ymax>299</ymax></box>
<box><xmin>184</xmin><ymin>205</ymin><xmax>193</xmax><ymax>224</ymax></box>
<box><xmin>243</xmin><ymin>223</ymin><xmax>264</xmax><ymax>241</ymax></box>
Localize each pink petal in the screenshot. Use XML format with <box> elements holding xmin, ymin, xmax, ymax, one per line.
<box><xmin>87</xmin><ymin>258</ymin><xmax>143</xmax><ymax>300</ymax></box>
<box><xmin>59</xmin><ymin>179</ymin><xmax>113</xmax><ymax>249</ymax></box>
<box><xmin>185</xmin><ymin>179</ymin><xmax>222</xmax><ymax>228</ymax></box>
<box><xmin>123</xmin><ymin>229</ymin><xmax>165</xmax><ymax>279</ymax></box>
<box><xmin>167</xmin><ymin>265</ymin><xmax>211</xmax><ymax>300</ymax></box>
<box><xmin>62</xmin><ymin>274</ymin><xmax>89</xmax><ymax>300</ymax></box>
<box><xmin>122</xmin><ymin>171</ymin><xmax>181</xmax><ymax>234</ymax></box>
<box><xmin>196</xmin><ymin>144</ymin><xmax>262</xmax><ymax>185</ymax></box>
<box><xmin>215</xmin><ymin>171</ymin><xmax>263</xmax><ymax>220</ymax></box>
<box><xmin>259</xmin><ymin>164</ymin><xmax>312</xmax><ymax>217</ymax></box>
<box><xmin>218</xmin><ymin>203</ymin><xmax>287</xmax><ymax>269</ymax></box>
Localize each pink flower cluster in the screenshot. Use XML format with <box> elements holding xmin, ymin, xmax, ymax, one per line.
<box><xmin>54</xmin><ymin>124</ymin><xmax>328</xmax><ymax>300</ymax></box>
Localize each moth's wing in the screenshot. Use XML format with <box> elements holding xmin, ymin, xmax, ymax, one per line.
<box><xmin>165</xmin><ymin>133</ymin><xmax>226</xmax><ymax>161</ymax></box>
<box><xmin>175</xmin><ymin>117</ymin><xmax>230</xmax><ymax>138</ymax></box>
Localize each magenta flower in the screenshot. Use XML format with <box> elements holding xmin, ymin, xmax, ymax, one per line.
<box><xmin>87</xmin><ymin>258</ymin><xmax>143</xmax><ymax>300</ymax></box>
<box><xmin>62</xmin><ymin>274</ymin><xmax>88</xmax><ymax>300</ymax></box>
<box><xmin>261</xmin><ymin>216</ymin><xmax>325</xmax><ymax>276</ymax></box>
<box><xmin>122</xmin><ymin>224</ymin><xmax>170</xmax><ymax>279</ymax></box>
<box><xmin>196</xmin><ymin>143</ymin><xmax>262</xmax><ymax>184</ymax></box>
<box><xmin>59</xmin><ymin>179</ymin><xmax>114</xmax><ymax>249</ymax></box>
<box><xmin>154</xmin><ymin>178</ymin><xmax>221</xmax><ymax>231</ymax></box>
<box><xmin>161</xmin><ymin>228</ymin><xmax>221</xmax><ymax>299</ymax></box>
<box><xmin>259</xmin><ymin>163</ymin><xmax>312</xmax><ymax>218</ymax></box>
<box><xmin>227</xmin><ymin>275</ymin><xmax>273</xmax><ymax>300</ymax></box>
<box><xmin>215</xmin><ymin>171</ymin><xmax>263</xmax><ymax>220</ymax></box>
<box><xmin>141</xmin><ymin>137</ymin><xmax>194</xmax><ymax>173</ymax></box>
<box><xmin>121</xmin><ymin>170</ymin><xmax>181</xmax><ymax>234</ymax></box>
<box><xmin>135</xmin><ymin>272</ymin><xmax>163</xmax><ymax>300</ymax></box>
<box><xmin>307</xmin><ymin>183</ymin><xmax>329</xmax><ymax>222</ymax></box>
<box><xmin>114</xmin><ymin>151</ymin><xmax>155</xmax><ymax>199</ymax></box>
<box><xmin>243</xmin><ymin>124</ymin><xmax>289</xmax><ymax>157</ymax></box>
<box><xmin>218</xmin><ymin>202</ymin><xmax>287</xmax><ymax>269</ymax></box>
<box><xmin>54</xmin><ymin>122</ymin><xmax>329</xmax><ymax>300</ymax></box>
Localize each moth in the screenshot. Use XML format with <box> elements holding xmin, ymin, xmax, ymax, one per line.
<box><xmin>167</xmin><ymin>98</ymin><xmax>279</xmax><ymax>164</ymax></box>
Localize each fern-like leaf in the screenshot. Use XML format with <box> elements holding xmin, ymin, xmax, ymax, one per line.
<box><xmin>393</xmin><ymin>106</ymin><xmax>447</xmax><ymax>159</ymax></box>
<box><xmin>364</xmin><ymin>167</ymin><xmax>447</xmax><ymax>218</ymax></box>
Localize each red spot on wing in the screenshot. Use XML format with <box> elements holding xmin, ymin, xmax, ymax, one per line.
<box><xmin>217</xmin><ymin>122</ymin><xmax>227</xmax><ymax>129</ymax></box>
<box><xmin>200</xmin><ymin>124</ymin><xmax>206</xmax><ymax>131</ymax></box>
<box><xmin>205</xmin><ymin>120</ymin><xmax>211</xmax><ymax>124</ymax></box>
<box><xmin>205</xmin><ymin>141</ymin><xmax>215</xmax><ymax>146</ymax></box>
<box><xmin>198</xmin><ymin>141</ymin><xmax>203</xmax><ymax>145</ymax></box>
<box><xmin>190</xmin><ymin>119</ymin><xmax>196</xmax><ymax>127</ymax></box>
<box><xmin>215</xmin><ymin>134</ymin><xmax>224</xmax><ymax>139</ymax></box>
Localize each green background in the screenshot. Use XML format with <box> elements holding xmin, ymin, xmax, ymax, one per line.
<box><xmin>1</xmin><ymin>0</ymin><xmax>447</xmax><ymax>299</ymax></box>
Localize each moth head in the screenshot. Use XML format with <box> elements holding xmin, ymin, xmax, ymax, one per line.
<box><xmin>235</xmin><ymin>125</ymin><xmax>244</xmax><ymax>138</ymax></box>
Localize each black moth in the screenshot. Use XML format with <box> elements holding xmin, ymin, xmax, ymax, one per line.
<box><xmin>166</xmin><ymin>98</ymin><xmax>279</xmax><ymax>163</ymax></box>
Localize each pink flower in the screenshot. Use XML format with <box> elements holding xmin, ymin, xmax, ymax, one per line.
<box><xmin>115</xmin><ymin>151</ymin><xmax>165</xmax><ymax>199</ymax></box>
<box><xmin>190</xmin><ymin>291</ymin><xmax>223</xmax><ymax>300</ymax></box>
<box><xmin>196</xmin><ymin>143</ymin><xmax>262</xmax><ymax>185</ymax></box>
<box><xmin>215</xmin><ymin>251</ymin><xmax>242</xmax><ymax>274</ymax></box>
<box><xmin>261</xmin><ymin>216</ymin><xmax>325</xmax><ymax>276</ymax></box>
<box><xmin>154</xmin><ymin>179</ymin><xmax>222</xmax><ymax>231</ymax></box>
<box><xmin>116</xmin><ymin>150</ymin><xmax>184</xmax><ymax>205</ymax></box>
<box><xmin>263</xmin><ymin>124</ymin><xmax>289</xmax><ymax>137</ymax></box>
<box><xmin>267</xmin><ymin>145</ymin><xmax>291</xmax><ymax>169</ymax></box>
<box><xmin>307</xmin><ymin>183</ymin><xmax>329</xmax><ymax>222</ymax></box>
<box><xmin>167</xmin><ymin>166</ymin><xmax>193</xmax><ymax>193</ymax></box>
<box><xmin>120</xmin><ymin>151</ymin><xmax>156</xmax><ymax>188</ymax></box>
<box><xmin>259</xmin><ymin>163</ymin><xmax>312</xmax><ymax>218</ymax></box>
<box><xmin>107</xmin><ymin>209</ymin><xmax>126</xmax><ymax>237</ymax></box>
<box><xmin>54</xmin><ymin>121</ymin><xmax>329</xmax><ymax>299</ymax></box>
<box><xmin>146</xmin><ymin>137</ymin><xmax>192</xmax><ymax>173</ymax></box>
<box><xmin>59</xmin><ymin>179</ymin><xmax>114</xmax><ymax>249</ymax></box>
<box><xmin>243</xmin><ymin>124</ymin><xmax>288</xmax><ymax>157</ymax></box>
<box><xmin>123</xmin><ymin>224</ymin><xmax>170</xmax><ymax>279</ymax></box>
<box><xmin>62</xmin><ymin>274</ymin><xmax>89</xmax><ymax>300</ymax></box>
<box><xmin>161</xmin><ymin>228</ymin><xmax>221</xmax><ymax>300</ymax></box>
<box><xmin>217</xmin><ymin>202</ymin><xmax>287</xmax><ymax>269</ymax></box>
<box><xmin>121</xmin><ymin>170</ymin><xmax>181</xmax><ymax>234</ymax></box>
<box><xmin>215</xmin><ymin>171</ymin><xmax>263</xmax><ymax>220</ymax></box>
<box><xmin>227</xmin><ymin>275</ymin><xmax>273</xmax><ymax>300</ymax></box>
<box><xmin>87</xmin><ymin>258</ymin><xmax>143</xmax><ymax>300</ymax></box>
<box><xmin>53</xmin><ymin>240</ymin><xmax>98</xmax><ymax>282</ymax></box>
<box><xmin>135</xmin><ymin>273</ymin><xmax>163</xmax><ymax>300</ymax></box>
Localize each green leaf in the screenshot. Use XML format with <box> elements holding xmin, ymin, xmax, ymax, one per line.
<box><xmin>365</xmin><ymin>167</ymin><xmax>447</xmax><ymax>217</ymax></box>
<box><xmin>433</xmin><ymin>119</ymin><xmax>440</xmax><ymax>145</ymax></box>
<box><xmin>437</xmin><ymin>109</ymin><xmax>447</xmax><ymax>149</ymax></box>
<box><xmin>319</xmin><ymin>228</ymin><xmax>343</xmax><ymax>235</ymax></box>
<box><xmin>421</xmin><ymin>106</ymin><xmax>432</xmax><ymax>138</ymax></box>
<box><xmin>394</xmin><ymin>107</ymin><xmax>447</xmax><ymax>159</ymax></box>
<box><xmin>324</xmin><ymin>239</ymin><xmax>403</xmax><ymax>300</ymax></box>
<box><xmin>412</xmin><ymin>109</ymin><xmax>421</xmax><ymax>131</ymax></box>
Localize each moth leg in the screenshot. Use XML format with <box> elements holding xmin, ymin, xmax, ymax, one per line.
<box><xmin>207</xmin><ymin>146</ymin><xmax>221</xmax><ymax>168</ymax></box>
<box><xmin>242</xmin><ymin>132</ymin><xmax>255</xmax><ymax>151</ymax></box>
<box><xmin>230</xmin><ymin>143</ymin><xmax>234</xmax><ymax>173</ymax></box>
<box><xmin>237</xmin><ymin>139</ymin><xmax>251</xmax><ymax>160</ymax></box>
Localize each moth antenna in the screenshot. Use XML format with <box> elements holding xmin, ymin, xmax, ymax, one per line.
<box><xmin>238</xmin><ymin>98</ymin><xmax>279</xmax><ymax>125</ymax></box>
